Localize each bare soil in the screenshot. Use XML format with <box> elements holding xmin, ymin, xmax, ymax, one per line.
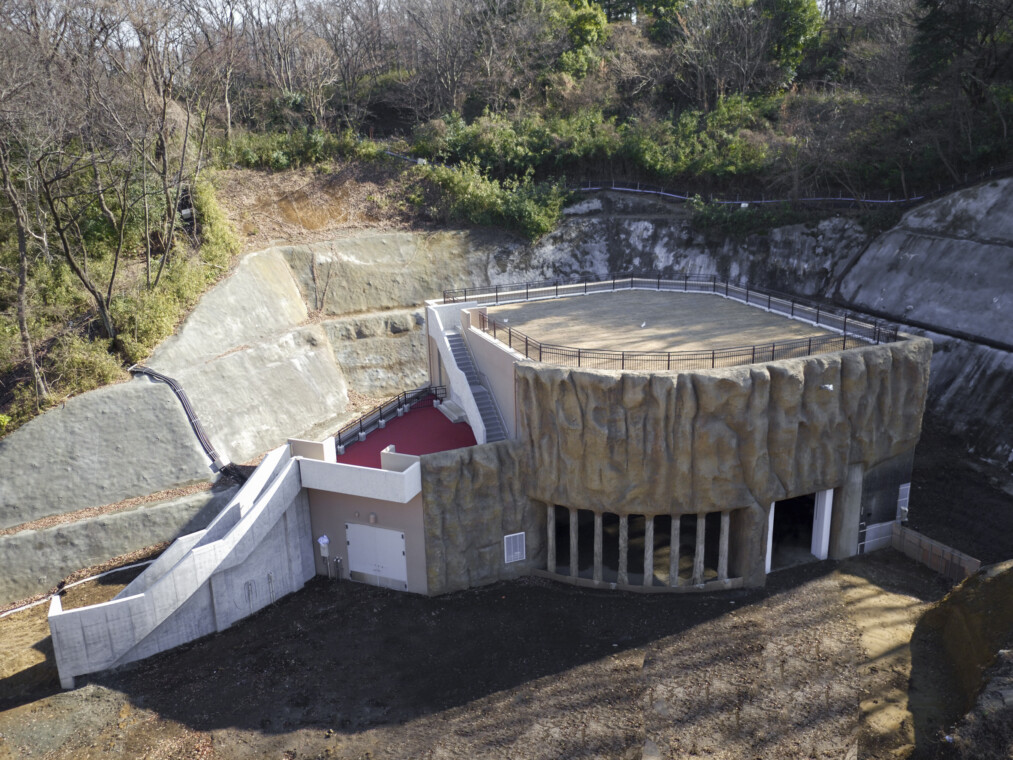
<box><xmin>214</xmin><ymin>165</ymin><xmax>426</xmax><ymax>254</ymax></box>
<box><xmin>0</xmin><ymin>551</ymin><xmax>955</xmax><ymax>760</ymax></box>
<box><xmin>0</xmin><ymin>417</ymin><xmax>1008</xmax><ymax>759</ymax></box>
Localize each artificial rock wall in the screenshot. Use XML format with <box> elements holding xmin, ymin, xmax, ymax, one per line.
<box><xmin>514</xmin><ymin>337</ymin><xmax>931</xmax><ymax>523</ymax></box>
<box><xmin>420</xmin><ymin>441</ymin><xmax>543</xmax><ymax>596</ymax></box>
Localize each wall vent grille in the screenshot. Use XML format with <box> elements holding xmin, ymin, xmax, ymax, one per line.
<box><xmin>504</xmin><ymin>532</ymin><xmax>526</xmax><ymax>564</ymax></box>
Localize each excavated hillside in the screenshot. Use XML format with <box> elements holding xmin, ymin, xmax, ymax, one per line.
<box><xmin>0</xmin><ymin>168</ymin><xmax>1011</xmax><ymax>760</ymax></box>
<box><xmin>0</xmin><ymin>170</ymin><xmax>1010</xmax><ymax>599</ymax></box>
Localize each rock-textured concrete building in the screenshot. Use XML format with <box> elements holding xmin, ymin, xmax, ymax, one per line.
<box><xmin>50</xmin><ymin>276</ymin><xmax>930</xmax><ymax>687</ymax></box>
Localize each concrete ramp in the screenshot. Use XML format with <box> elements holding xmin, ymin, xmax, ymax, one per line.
<box><xmin>48</xmin><ymin>444</ymin><xmax>315</xmax><ymax>689</ymax></box>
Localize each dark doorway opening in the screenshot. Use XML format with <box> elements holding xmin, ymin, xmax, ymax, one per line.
<box><xmin>770</xmin><ymin>494</ymin><xmax>817</xmax><ymax>571</ymax></box>
<box><xmin>552</xmin><ymin>505</ymin><xmax>570</xmax><ymax>575</ymax></box>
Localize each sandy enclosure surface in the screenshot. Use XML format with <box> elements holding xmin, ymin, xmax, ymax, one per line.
<box><xmin>487</xmin><ymin>291</ymin><xmax>833</xmax><ymax>354</ymax></box>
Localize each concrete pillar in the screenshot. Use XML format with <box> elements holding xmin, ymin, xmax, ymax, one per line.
<box><xmin>618</xmin><ymin>515</ymin><xmax>629</xmax><ymax>585</ymax></box>
<box><xmin>829</xmin><ymin>463</ymin><xmax>864</xmax><ymax>560</ymax></box>
<box><xmin>547</xmin><ymin>504</ymin><xmax>556</xmax><ymax>573</ymax></box>
<box><xmin>643</xmin><ymin>516</ymin><xmax>654</xmax><ymax>586</ymax></box>
<box><xmin>693</xmin><ymin>514</ymin><xmax>706</xmax><ymax>585</ymax></box>
<box><xmin>718</xmin><ymin>511</ymin><xmax>730</xmax><ymax>581</ymax></box>
<box><xmin>593</xmin><ymin>512</ymin><xmax>603</xmax><ymax>583</ymax></box>
<box><xmin>569</xmin><ymin>507</ymin><xmax>579</xmax><ymax>578</ymax></box>
<box><xmin>812</xmin><ymin>489</ymin><xmax>834</xmax><ymax>561</ymax></box>
<box><xmin>669</xmin><ymin>515</ymin><xmax>680</xmax><ymax>587</ymax></box>
<box><xmin>765</xmin><ymin>504</ymin><xmax>775</xmax><ymax>574</ymax></box>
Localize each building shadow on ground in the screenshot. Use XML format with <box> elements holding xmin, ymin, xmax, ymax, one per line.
<box><xmin>78</xmin><ymin>561</ymin><xmax>841</xmax><ymax>737</ymax></box>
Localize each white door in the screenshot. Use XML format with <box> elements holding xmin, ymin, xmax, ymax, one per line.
<box><xmin>346</xmin><ymin>523</ymin><xmax>408</xmax><ymax>586</ymax></box>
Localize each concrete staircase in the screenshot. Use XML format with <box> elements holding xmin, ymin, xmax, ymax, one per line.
<box><xmin>446</xmin><ymin>332</ymin><xmax>506</xmax><ymax>442</ymax></box>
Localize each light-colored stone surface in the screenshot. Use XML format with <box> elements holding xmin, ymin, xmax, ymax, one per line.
<box><xmin>507</xmin><ymin>199</ymin><xmax>870</xmax><ymax>297</ymax></box>
<box><xmin>279</xmin><ymin>230</ymin><xmax>521</xmax><ymax>316</ymax></box>
<box><xmin>837</xmin><ymin>178</ymin><xmax>1013</xmax><ymax>346</ymax></box>
<box><xmin>150</xmin><ymin>250</ymin><xmax>308</xmax><ymax>369</ymax></box>
<box><xmin>323</xmin><ymin>309</ymin><xmax>428</xmax><ymax>395</ymax></box>
<box><xmin>0</xmin><ymin>378</ymin><xmax>211</xmax><ymax>528</ymax></box>
<box><xmin>0</xmin><ymin>485</ymin><xmax>237</xmax><ymax>605</ymax></box>
<box><xmin>171</xmin><ymin>325</ymin><xmax>349</xmax><ymax>464</ymax></box>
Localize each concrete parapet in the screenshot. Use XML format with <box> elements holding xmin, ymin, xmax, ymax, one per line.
<box><xmin>892</xmin><ymin>523</ymin><xmax>982</xmax><ymax>582</ymax></box>
<box><xmin>49</xmin><ymin>445</ymin><xmax>315</xmax><ymax>688</ymax></box>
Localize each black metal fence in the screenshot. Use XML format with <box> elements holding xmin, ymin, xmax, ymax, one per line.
<box><xmin>335</xmin><ymin>385</ymin><xmax>447</xmax><ymax>449</ymax></box>
<box><xmin>452</xmin><ymin>274</ymin><xmax>899</xmax><ymax>372</ymax></box>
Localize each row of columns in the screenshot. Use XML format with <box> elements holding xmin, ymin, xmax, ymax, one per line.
<box><xmin>546</xmin><ymin>506</ymin><xmax>732</xmax><ymax>587</ymax></box>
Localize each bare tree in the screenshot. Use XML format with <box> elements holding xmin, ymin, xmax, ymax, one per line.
<box><xmin>671</xmin><ymin>0</ymin><xmax>777</xmax><ymax>110</ymax></box>
<box><xmin>395</xmin><ymin>0</ymin><xmax>481</xmax><ymax>119</ymax></box>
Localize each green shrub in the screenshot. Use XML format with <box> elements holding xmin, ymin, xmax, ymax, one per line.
<box><xmin>43</xmin><ymin>334</ymin><xmax>124</xmax><ymax>393</ymax></box>
<box><xmin>111</xmin><ymin>174</ymin><xmax>240</xmax><ymax>365</ymax></box>
<box><xmin>688</xmin><ymin>196</ymin><xmax>817</xmax><ymax>238</ymax></box>
<box><xmin>416</xmin><ymin>162</ymin><xmax>568</xmax><ymax>239</ymax></box>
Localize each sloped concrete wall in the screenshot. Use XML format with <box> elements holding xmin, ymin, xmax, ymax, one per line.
<box><xmin>0</xmin><ymin>378</ymin><xmax>211</xmax><ymax>528</ymax></box>
<box><xmin>0</xmin><ymin>486</ymin><xmax>236</xmax><ymax>605</ymax></box>
<box><xmin>49</xmin><ymin>448</ymin><xmax>314</xmax><ymax>686</ymax></box>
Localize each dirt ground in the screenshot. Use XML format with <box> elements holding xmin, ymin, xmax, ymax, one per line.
<box><xmin>0</xmin><ymin>428</ymin><xmax>1008</xmax><ymax>760</ymax></box>
<box><xmin>0</xmin><ymin>549</ymin><xmax>959</xmax><ymax>760</ymax></box>
<box><xmin>488</xmin><ymin>291</ymin><xmax>831</xmax><ymax>354</ymax></box>
<box><xmin>214</xmin><ymin>165</ymin><xmax>424</xmax><ymax>254</ymax></box>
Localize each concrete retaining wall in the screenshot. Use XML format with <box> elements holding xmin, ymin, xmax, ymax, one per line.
<box><xmin>49</xmin><ymin>446</ymin><xmax>314</xmax><ymax>687</ymax></box>
<box><xmin>0</xmin><ymin>378</ymin><xmax>211</xmax><ymax>528</ymax></box>
<box><xmin>0</xmin><ymin>486</ymin><xmax>237</xmax><ymax>606</ymax></box>
<box><xmin>892</xmin><ymin>524</ymin><xmax>982</xmax><ymax>583</ymax></box>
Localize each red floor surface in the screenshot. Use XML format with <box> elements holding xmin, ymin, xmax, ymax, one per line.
<box><xmin>336</xmin><ymin>406</ymin><xmax>477</xmax><ymax>469</ymax></box>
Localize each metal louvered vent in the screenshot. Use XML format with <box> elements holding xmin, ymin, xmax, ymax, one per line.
<box><xmin>504</xmin><ymin>532</ymin><xmax>526</xmax><ymax>563</ymax></box>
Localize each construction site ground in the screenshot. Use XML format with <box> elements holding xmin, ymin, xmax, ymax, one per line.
<box><xmin>0</xmin><ymin>416</ymin><xmax>1009</xmax><ymax>760</ymax></box>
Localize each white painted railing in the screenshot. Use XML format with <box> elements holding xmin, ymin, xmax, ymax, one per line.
<box><xmin>426</xmin><ymin>303</ymin><xmax>487</xmax><ymax>444</ymax></box>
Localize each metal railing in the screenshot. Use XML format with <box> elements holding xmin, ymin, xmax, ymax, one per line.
<box><xmin>449</xmin><ymin>274</ymin><xmax>899</xmax><ymax>371</ymax></box>
<box><xmin>335</xmin><ymin>385</ymin><xmax>447</xmax><ymax>449</ymax></box>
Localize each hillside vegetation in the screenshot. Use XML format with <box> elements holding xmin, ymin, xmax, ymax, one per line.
<box><xmin>1</xmin><ymin>0</ymin><xmax>1011</xmax><ymax>433</ymax></box>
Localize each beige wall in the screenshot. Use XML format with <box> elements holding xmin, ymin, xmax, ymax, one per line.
<box><xmin>465</xmin><ymin>327</ymin><xmax>521</xmax><ymax>438</ymax></box>
<box><xmin>307</xmin><ymin>489</ymin><xmax>428</xmax><ymax>595</ymax></box>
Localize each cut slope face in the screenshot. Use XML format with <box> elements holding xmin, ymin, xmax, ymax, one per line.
<box><xmin>838</xmin><ymin>178</ymin><xmax>1013</xmax><ymax>347</ymax></box>
<box><xmin>836</xmin><ymin>177</ymin><xmax>1013</xmax><ymax>466</ymax></box>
